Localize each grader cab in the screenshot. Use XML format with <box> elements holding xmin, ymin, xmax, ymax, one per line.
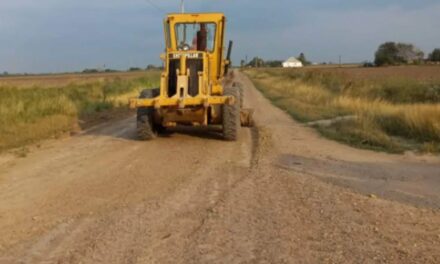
<box><xmin>129</xmin><ymin>13</ymin><xmax>252</xmax><ymax>141</ymax></box>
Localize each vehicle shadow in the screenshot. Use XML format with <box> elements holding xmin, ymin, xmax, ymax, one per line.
<box><xmin>165</xmin><ymin>126</ymin><xmax>224</xmax><ymax>140</ymax></box>
<box><xmin>82</xmin><ymin>116</ymin><xmax>225</xmax><ymax>142</ymax></box>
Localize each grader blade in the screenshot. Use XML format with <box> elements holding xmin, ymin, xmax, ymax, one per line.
<box><xmin>240</xmin><ymin>108</ymin><xmax>254</xmax><ymax>127</ymax></box>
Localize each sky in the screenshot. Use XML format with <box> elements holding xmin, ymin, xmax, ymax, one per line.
<box><xmin>1</xmin><ymin>0</ymin><xmax>440</xmax><ymax>73</ymax></box>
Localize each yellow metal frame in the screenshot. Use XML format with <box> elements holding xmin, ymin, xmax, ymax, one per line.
<box><xmin>166</xmin><ymin>13</ymin><xmax>226</xmax><ymax>89</ymax></box>
<box><xmin>130</xmin><ymin>95</ymin><xmax>235</xmax><ymax>109</ymax></box>
<box><xmin>130</xmin><ymin>13</ymin><xmax>231</xmax><ymax>126</ymax></box>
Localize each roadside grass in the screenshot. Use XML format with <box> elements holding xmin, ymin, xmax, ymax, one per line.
<box><xmin>0</xmin><ymin>72</ymin><xmax>160</xmax><ymax>151</ymax></box>
<box><xmin>244</xmin><ymin>67</ymin><xmax>440</xmax><ymax>153</ymax></box>
<box><xmin>0</xmin><ymin>70</ymin><xmax>157</xmax><ymax>88</ymax></box>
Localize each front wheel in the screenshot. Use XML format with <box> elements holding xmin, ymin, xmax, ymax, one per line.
<box><xmin>222</xmin><ymin>85</ymin><xmax>241</xmax><ymax>141</ymax></box>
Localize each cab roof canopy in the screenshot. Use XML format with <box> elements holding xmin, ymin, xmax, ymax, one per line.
<box><xmin>166</xmin><ymin>13</ymin><xmax>225</xmax><ymax>23</ymax></box>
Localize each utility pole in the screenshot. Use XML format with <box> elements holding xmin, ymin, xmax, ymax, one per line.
<box><xmin>339</xmin><ymin>55</ymin><xmax>342</xmax><ymax>67</ymax></box>
<box><xmin>180</xmin><ymin>0</ymin><xmax>185</xmax><ymax>13</ymax></box>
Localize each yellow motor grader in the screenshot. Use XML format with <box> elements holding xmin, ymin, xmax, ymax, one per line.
<box><xmin>129</xmin><ymin>13</ymin><xmax>252</xmax><ymax>141</ymax></box>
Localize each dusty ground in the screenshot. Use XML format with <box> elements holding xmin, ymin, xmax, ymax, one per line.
<box><xmin>0</xmin><ymin>71</ymin><xmax>439</xmax><ymax>263</ymax></box>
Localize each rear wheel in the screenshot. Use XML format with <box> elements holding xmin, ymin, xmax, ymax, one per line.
<box><xmin>137</xmin><ymin>88</ymin><xmax>163</xmax><ymax>140</ymax></box>
<box><xmin>222</xmin><ymin>85</ymin><xmax>241</xmax><ymax>141</ymax></box>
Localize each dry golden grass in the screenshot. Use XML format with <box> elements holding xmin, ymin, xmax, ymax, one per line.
<box><xmin>0</xmin><ymin>71</ymin><xmax>160</xmax><ymax>151</ymax></box>
<box><xmin>0</xmin><ymin>71</ymin><xmax>156</xmax><ymax>88</ymax></box>
<box><xmin>244</xmin><ymin>66</ymin><xmax>440</xmax><ymax>153</ymax></box>
<box><xmin>275</xmin><ymin>65</ymin><xmax>440</xmax><ymax>81</ymax></box>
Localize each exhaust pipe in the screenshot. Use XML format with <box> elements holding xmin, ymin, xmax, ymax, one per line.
<box><xmin>225</xmin><ymin>40</ymin><xmax>233</xmax><ymax>74</ymax></box>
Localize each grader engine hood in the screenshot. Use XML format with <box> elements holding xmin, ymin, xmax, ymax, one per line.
<box><xmin>129</xmin><ymin>52</ymin><xmax>234</xmax><ymax>110</ymax></box>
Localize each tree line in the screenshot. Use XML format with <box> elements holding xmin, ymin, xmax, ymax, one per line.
<box><xmin>2</xmin><ymin>43</ymin><xmax>439</xmax><ymax>75</ymax></box>
<box><xmin>240</xmin><ymin>43</ymin><xmax>440</xmax><ymax>68</ymax></box>
<box><xmin>241</xmin><ymin>53</ymin><xmax>311</xmax><ymax>68</ymax></box>
<box><xmin>375</xmin><ymin>42</ymin><xmax>440</xmax><ymax>66</ymax></box>
<box><xmin>81</xmin><ymin>65</ymin><xmax>162</xmax><ymax>74</ymax></box>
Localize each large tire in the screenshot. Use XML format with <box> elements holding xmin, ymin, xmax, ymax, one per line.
<box><xmin>137</xmin><ymin>88</ymin><xmax>162</xmax><ymax>140</ymax></box>
<box><xmin>234</xmin><ymin>82</ymin><xmax>244</xmax><ymax>108</ymax></box>
<box><xmin>222</xmin><ymin>85</ymin><xmax>241</xmax><ymax>141</ymax></box>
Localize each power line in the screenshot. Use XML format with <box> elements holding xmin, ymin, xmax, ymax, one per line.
<box><xmin>180</xmin><ymin>0</ymin><xmax>185</xmax><ymax>13</ymax></box>
<box><xmin>144</xmin><ymin>0</ymin><xmax>166</xmax><ymax>13</ymax></box>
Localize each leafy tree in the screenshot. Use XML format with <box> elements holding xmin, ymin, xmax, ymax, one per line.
<box><xmin>128</xmin><ymin>67</ymin><xmax>142</xmax><ymax>72</ymax></box>
<box><xmin>375</xmin><ymin>42</ymin><xmax>424</xmax><ymax>66</ymax></box>
<box><xmin>244</xmin><ymin>57</ymin><xmax>284</xmax><ymax>68</ymax></box>
<box><xmin>82</xmin><ymin>68</ymin><xmax>99</xmax><ymax>74</ymax></box>
<box><xmin>297</xmin><ymin>53</ymin><xmax>311</xmax><ymax>66</ymax></box>
<box><xmin>265</xmin><ymin>60</ymin><xmax>283</xmax><ymax>67</ymax></box>
<box><xmin>362</xmin><ymin>61</ymin><xmax>375</xmax><ymax>68</ymax></box>
<box><xmin>429</xmin><ymin>49</ymin><xmax>440</xmax><ymax>62</ymax></box>
<box><xmin>247</xmin><ymin>57</ymin><xmax>265</xmax><ymax>68</ymax></box>
<box><xmin>375</xmin><ymin>42</ymin><xmax>401</xmax><ymax>66</ymax></box>
<box><xmin>396</xmin><ymin>43</ymin><xmax>424</xmax><ymax>63</ymax></box>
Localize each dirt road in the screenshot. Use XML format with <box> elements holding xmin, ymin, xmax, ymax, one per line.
<box><xmin>1</xmin><ymin>72</ymin><xmax>439</xmax><ymax>263</ymax></box>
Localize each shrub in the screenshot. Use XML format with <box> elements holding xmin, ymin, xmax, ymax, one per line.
<box><xmin>375</xmin><ymin>42</ymin><xmax>424</xmax><ymax>66</ymax></box>
<box><xmin>428</xmin><ymin>49</ymin><xmax>440</xmax><ymax>62</ymax></box>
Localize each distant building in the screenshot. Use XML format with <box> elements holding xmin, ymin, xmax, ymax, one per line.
<box><xmin>282</xmin><ymin>57</ymin><xmax>303</xmax><ymax>68</ymax></box>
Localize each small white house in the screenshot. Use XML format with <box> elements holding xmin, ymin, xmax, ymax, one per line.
<box><xmin>282</xmin><ymin>57</ymin><xmax>303</xmax><ymax>68</ymax></box>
